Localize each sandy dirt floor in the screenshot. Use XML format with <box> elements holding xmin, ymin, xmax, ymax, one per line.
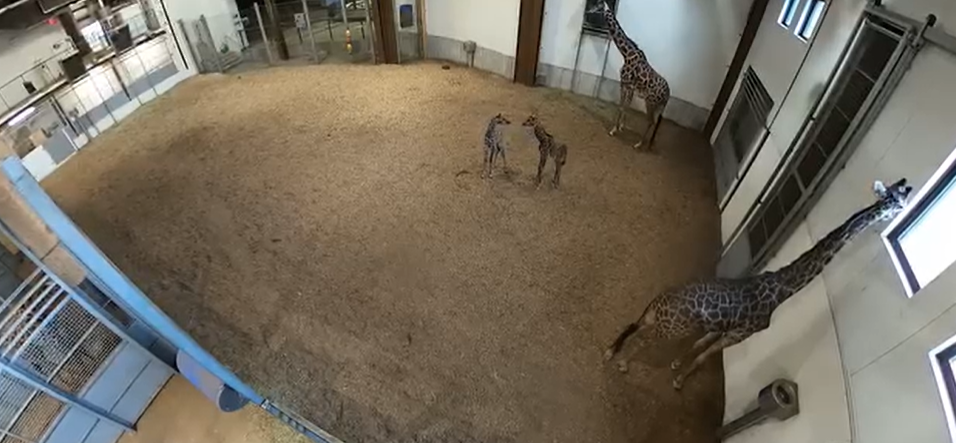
<box><xmin>44</xmin><ymin>63</ymin><xmax>723</xmax><ymax>443</ymax></box>
<box><xmin>118</xmin><ymin>376</ymin><xmax>311</xmax><ymax>443</ymax></box>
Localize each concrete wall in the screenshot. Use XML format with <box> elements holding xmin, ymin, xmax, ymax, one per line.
<box><xmin>719</xmin><ymin>1</ymin><xmax>956</xmax><ymax>443</ymax></box>
<box><xmin>536</xmin><ymin>0</ymin><xmax>752</xmax><ymax>129</ymax></box>
<box><xmin>425</xmin><ymin>0</ymin><xmax>520</xmax><ymax>57</ymax></box>
<box><xmin>424</xmin><ymin>0</ymin><xmax>520</xmax><ymax>78</ymax></box>
<box><xmin>423</xmin><ymin>0</ymin><xmax>749</xmax><ymax>130</ymax></box>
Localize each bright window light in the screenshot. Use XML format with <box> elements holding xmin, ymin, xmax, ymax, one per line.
<box><xmin>8</xmin><ymin>107</ymin><xmax>37</xmax><ymax>126</ymax></box>
<box><xmin>796</xmin><ymin>0</ymin><xmax>826</xmax><ymax>41</ymax></box>
<box><xmin>930</xmin><ymin>335</ymin><xmax>956</xmax><ymax>443</ymax></box>
<box><xmin>778</xmin><ymin>0</ymin><xmax>800</xmax><ymax>28</ymax></box>
<box><xmin>898</xmin><ymin>181</ymin><xmax>956</xmax><ymax>286</ymax></box>
<box><xmin>81</xmin><ymin>21</ymin><xmax>109</xmax><ymax>52</ymax></box>
<box><xmin>883</xmin><ymin>145</ymin><xmax>956</xmax><ymax>297</ymax></box>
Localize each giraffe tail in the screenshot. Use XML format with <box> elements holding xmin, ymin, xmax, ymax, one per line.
<box><xmin>603</xmin><ymin>302</ymin><xmax>655</xmax><ymax>361</ymax></box>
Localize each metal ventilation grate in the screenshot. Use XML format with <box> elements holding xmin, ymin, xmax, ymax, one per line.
<box><xmin>744</xmin><ymin>18</ymin><xmax>907</xmax><ymax>267</ymax></box>
<box><xmin>714</xmin><ymin>66</ymin><xmax>774</xmax><ymax>201</ymax></box>
<box><xmin>732</xmin><ymin>67</ymin><xmax>774</xmax><ymax>160</ymax></box>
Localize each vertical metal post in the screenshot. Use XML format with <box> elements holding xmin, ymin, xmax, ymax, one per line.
<box><xmin>0</xmin><ymin>359</ymin><xmax>135</xmax><ymax>431</ymax></box>
<box><xmin>131</xmin><ymin>39</ymin><xmax>161</xmax><ymax>95</ymax></box>
<box><xmin>199</xmin><ymin>15</ymin><xmax>224</xmax><ymax>73</ymax></box>
<box><xmin>364</xmin><ymin>0</ymin><xmax>373</xmax><ymax>60</ymax></box>
<box><xmin>339</xmin><ymin>0</ymin><xmax>349</xmax><ymax>26</ymax></box>
<box><xmin>265</xmin><ymin>0</ymin><xmax>290</xmax><ymax>60</ymax></box>
<box><xmin>302</xmin><ymin>0</ymin><xmax>318</xmax><ymax>62</ymax></box>
<box><xmin>254</xmin><ymin>3</ymin><xmax>274</xmax><ymax>64</ymax></box>
<box><xmin>178</xmin><ymin>19</ymin><xmax>201</xmax><ymax>72</ymax></box>
<box><xmin>86</xmin><ymin>70</ymin><xmax>118</xmax><ymax>128</ymax></box>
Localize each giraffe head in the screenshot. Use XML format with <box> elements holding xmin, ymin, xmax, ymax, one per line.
<box><xmin>872</xmin><ymin>178</ymin><xmax>913</xmax><ymax>221</ymax></box>
<box><xmin>522</xmin><ymin>114</ymin><xmax>540</xmax><ymax>128</ymax></box>
<box><xmin>492</xmin><ymin>113</ymin><xmax>511</xmax><ymax>126</ymax></box>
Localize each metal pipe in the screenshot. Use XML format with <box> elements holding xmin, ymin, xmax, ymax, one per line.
<box><xmin>130</xmin><ymin>39</ymin><xmax>160</xmax><ymax>95</ymax></box>
<box><xmin>302</xmin><ymin>0</ymin><xmax>318</xmax><ymax>62</ymax></box>
<box><xmin>0</xmin><ymin>158</ymin><xmax>264</xmax><ymax>405</ymax></box>
<box><xmin>364</xmin><ymin>0</ymin><xmax>374</xmax><ymax>60</ymax></box>
<box><xmin>866</xmin><ymin>5</ymin><xmax>956</xmax><ymax>54</ymax></box>
<box><xmin>254</xmin><ymin>4</ymin><xmax>274</xmax><ymax>64</ymax></box>
<box><xmin>0</xmin><ymin>286</ymin><xmax>63</xmax><ymax>355</ymax></box>
<box><xmin>178</xmin><ymin>19</ymin><xmax>201</xmax><ymax>72</ymax></box>
<box><xmin>595</xmin><ymin>37</ymin><xmax>611</xmax><ymax>100</ymax></box>
<box><xmin>0</xmin><ymin>276</ymin><xmax>52</xmax><ymax>330</ymax></box>
<box><xmin>339</xmin><ymin>0</ymin><xmax>349</xmax><ymax>27</ymax></box>
<box><xmin>0</xmin><ymin>427</ymin><xmax>35</xmax><ymax>443</ymax></box>
<box><xmin>0</xmin><ymin>357</ymin><xmax>135</xmax><ymax>431</ymax></box>
<box><xmin>0</xmin><ymin>0</ymin><xmax>31</xmax><ymax>18</ymax></box>
<box><xmin>199</xmin><ymin>15</ymin><xmax>224</xmax><ymax>73</ymax></box>
<box><xmin>7</xmin><ymin>290</ymin><xmax>67</xmax><ymax>360</ymax></box>
<box><xmin>0</xmin><ymin>269</ymin><xmax>41</xmax><ymax>311</ymax></box>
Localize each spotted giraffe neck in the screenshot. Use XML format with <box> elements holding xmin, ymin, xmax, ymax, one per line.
<box><xmin>600</xmin><ymin>1</ymin><xmax>641</xmax><ymax>58</ymax></box>
<box><xmin>773</xmin><ymin>200</ymin><xmax>887</xmax><ymax>298</ymax></box>
<box><xmin>532</xmin><ymin>123</ymin><xmax>552</xmax><ymax>143</ymax></box>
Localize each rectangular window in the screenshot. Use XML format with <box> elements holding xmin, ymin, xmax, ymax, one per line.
<box><xmin>883</xmin><ymin>146</ymin><xmax>956</xmax><ymax>297</ymax></box>
<box><xmin>931</xmin><ymin>336</ymin><xmax>956</xmax><ymax>443</ymax></box>
<box><xmin>778</xmin><ymin>0</ymin><xmax>801</xmax><ymax>28</ymax></box>
<box><xmin>796</xmin><ymin>0</ymin><xmax>826</xmax><ymax>41</ymax></box>
<box><xmin>583</xmin><ymin>0</ymin><xmax>619</xmax><ymax>34</ymax></box>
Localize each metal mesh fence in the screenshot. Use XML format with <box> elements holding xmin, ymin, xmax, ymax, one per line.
<box><xmin>0</xmin><ymin>262</ymin><xmax>124</xmax><ymax>443</ymax></box>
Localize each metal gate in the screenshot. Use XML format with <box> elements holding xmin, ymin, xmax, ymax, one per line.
<box><xmin>0</xmin><ymin>234</ymin><xmax>172</xmax><ymax>443</ymax></box>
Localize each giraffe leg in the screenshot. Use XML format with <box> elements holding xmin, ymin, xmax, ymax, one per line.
<box><xmin>552</xmin><ymin>160</ymin><xmax>563</xmax><ymax>189</ymax></box>
<box><xmin>645</xmin><ymin>103</ymin><xmax>666</xmax><ymax>150</ymax></box>
<box><xmin>499</xmin><ymin>145</ymin><xmax>508</xmax><ymax>173</ymax></box>
<box><xmin>610</xmin><ymin>86</ymin><xmax>635</xmax><ymax>137</ymax></box>
<box><xmin>635</xmin><ymin>103</ymin><xmax>663</xmax><ymax>151</ymax></box>
<box><xmin>535</xmin><ymin>151</ymin><xmax>547</xmax><ymax>187</ymax></box>
<box><xmin>672</xmin><ymin>332</ymin><xmax>745</xmax><ymax>390</ymax></box>
<box><xmin>670</xmin><ymin>331</ymin><xmax>721</xmax><ymax>371</ymax></box>
<box><xmin>481</xmin><ymin>149</ymin><xmax>491</xmax><ymax>179</ymax></box>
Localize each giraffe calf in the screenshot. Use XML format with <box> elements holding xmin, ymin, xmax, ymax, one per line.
<box><xmin>522</xmin><ymin>114</ymin><xmax>568</xmax><ymax>188</ymax></box>
<box><xmin>482</xmin><ymin>113</ymin><xmax>511</xmax><ymax>178</ymax></box>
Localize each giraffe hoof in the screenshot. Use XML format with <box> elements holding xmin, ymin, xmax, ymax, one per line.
<box><xmin>617</xmin><ymin>361</ymin><xmax>629</xmax><ymax>373</ymax></box>
<box><xmin>672</xmin><ymin>377</ymin><xmax>684</xmax><ymax>391</ymax></box>
<box><xmin>670</xmin><ymin>360</ymin><xmax>682</xmax><ymax>371</ymax></box>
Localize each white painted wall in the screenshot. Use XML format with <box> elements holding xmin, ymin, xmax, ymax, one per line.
<box><xmin>719</xmin><ymin>1</ymin><xmax>956</xmax><ymax>443</ymax></box>
<box><xmin>163</xmin><ymin>0</ymin><xmax>240</xmax><ymax>71</ymax></box>
<box><xmin>424</xmin><ymin>0</ymin><xmax>520</xmax><ymax>57</ymax></box>
<box><xmin>538</xmin><ymin>0</ymin><xmax>752</xmax><ymax>111</ymax></box>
